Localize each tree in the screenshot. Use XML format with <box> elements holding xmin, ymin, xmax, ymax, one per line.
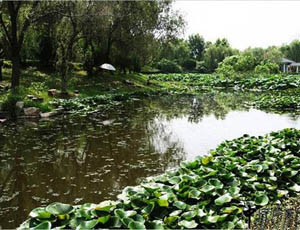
<box><xmin>54</xmin><ymin>1</ymin><xmax>90</xmax><ymax>95</ymax></box>
<box><xmin>0</xmin><ymin>1</ymin><xmax>39</xmax><ymax>91</ymax></box>
<box><xmin>203</xmin><ymin>39</ymin><xmax>235</xmax><ymax>73</ymax></box>
<box><xmin>264</xmin><ymin>46</ymin><xmax>283</xmax><ymax>64</ymax></box>
<box><xmin>188</xmin><ymin>34</ymin><xmax>205</xmax><ymax>61</ymax></box>
<box><xmin>282</xmin><ymin>40</ymin><xmax>300</xmax><ymax>62</ymax></box>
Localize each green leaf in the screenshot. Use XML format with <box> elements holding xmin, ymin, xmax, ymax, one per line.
<box><xmin>128</xmin><ymin>221</ymin><xmax>146</xmax><ymax>229</ymax></box>
<box><xmin>77</xmin><ymin>219</ymin><xmax>98</xmax><ymax>229</ymax></box>
<box><xmin>205</xmin><ymin>215</ymin><xmax>219</xmax><ymax>224</ymax></box>
<box><xmin>221</xmin><ymin>206</ymin><xmax>242</xmax><ymax>214</ymax></box>
<box><xmin>173</xmin><ymin>201</ymin><xmax>187</xmax><ymax>210</ymax></box>
<box><xmin>255</xmin><ymin>194</ymin><xmax>269</xmax><ymax>206</ymax></box>
<box><xmin>182</xmin><ymin>211</ymin><xmax>197</xmax><ymax>220</ymax></box>
<box><xmin>201</xmin><ymin>156</ymin><xmax>213</xmax><ymax>165</ymax></box>
<box><xmin>209</xmin><ymin>179</ymin><xmax>223</xmax><ymax>189</ymax></box>
<box><xmin>98</xmin><ymin>215</ymin><xmax>110</xmax><ymax>224</ymax></box>
<box><xmin>229</xmin><ymin>186</ymin><xmax>240</xmax><ymax>196</ymax></box>
<box><xmin>29</xmin><ymin>208</ymin><xmax>51</xmax><ymax>219</ymax></box>
<box><xmin>147</xmin><ymin>220</ymin><xmax>164</xmax><ymax>229</ymax></box>
<box><xmin>157</xmin><ymin>199</ymin><xmax>169</xmax><ymax>207</ymax></box>
<box><xmin>277</xmin><ymin>190</ymin><xmax>289</xmax><ymax>198</ymax></box>
<box><xmin>46</xmin><ymin>203</ymin><xmax>73</xmax><ymax>215</ymax></box>
<box><xmin>178</xmin><ymin>220</ymin><xmax>198</xmax><ymax>228</ymax></box>
<box><xmin>110</xmin><ymin>217</ymin><xmax>122</xmax><ymax>228</ymax></box>
<box><xmin>169</xmin><ymin>210</ymin><xmax>182</xmax><ymax>217</ymax></box>
<box><xmin>142</xmin><ymin>203</ymin><xmax>155</xmax><ymax>214</ymax></box>
<box><xmin>200</xmin><ymin>185</ymin><xmax>215</xmax><ymax>193</ymax></box>
<box><xmin>289</xmin><ymin>184</ymin><xmax>300</xmax><ymax>192</ymax></box>
<box><xmin>33</xmin><ymin>221</ymin><xmax>51</xmax><ymax>230</ymax></box>
<box><xmin>114</xmin><ymin>209</ymin><xmax>126</xmax><ymax>219</ymax></box>
<box><xmin>215</xmin><ymin>193</ymin><xmax>232</xmax><ymax>206</ymax></box>
<box><xmin>95</xmin><ymin>200</ymin><xmax>117</xmax><ymax>212</ymax></box>
<box><xmin>188</xmin><ymin>189</ymin><xmax>201</xmax><ymax>199</ymax></box>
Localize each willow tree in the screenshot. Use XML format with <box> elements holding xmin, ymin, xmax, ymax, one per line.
<box><xmin>0</xmin><ymin>1</ymin><xmax>39</xmax><ymax>90</ymax></box>
<box><xmin>54</xmin><ymin>1</ymin><xmax>92</xmax><ymax>95</ymax></box>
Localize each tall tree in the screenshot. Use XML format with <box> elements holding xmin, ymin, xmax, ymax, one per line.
<box><xmin>55</xmin><ymin>1</ymin><xmax>92</xmax><ymax>94</ymax></box>
<box><xmin>0</xmin><ymin>1</ymin><xmax>39</xmax><ymax>91</ymax></box>
<box><xmin>188</xmin><ymin>34</ymin><xmax>205</xmax><ymax>61</ymax></box>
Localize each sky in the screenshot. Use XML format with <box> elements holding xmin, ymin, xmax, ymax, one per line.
<box><xmin>173</xmin><ymin>1</ymin><xmax>300</xmax><ymax>50</ymax></box>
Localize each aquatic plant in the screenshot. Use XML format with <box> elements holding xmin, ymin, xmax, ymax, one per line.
<box><xmin>18</xmin><ymin>128</ymin><xmax>300</xmax><ymax>229</ymax></box>
<box><xmin>151</xmin><ymin>73</ymin><xmax>300</xmax><ymax>91</ymax></box>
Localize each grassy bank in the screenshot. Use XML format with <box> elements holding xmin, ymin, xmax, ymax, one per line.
<box><xmin>1</xmin><ymin>68</ymin><xmax>300</xmax><ymax>117</ymax></box>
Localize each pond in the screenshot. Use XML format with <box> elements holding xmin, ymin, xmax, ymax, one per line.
<box><xmin>1</xmin><ymin>93</ymin><xmax>300</xmax><ymax>228</ymax></box>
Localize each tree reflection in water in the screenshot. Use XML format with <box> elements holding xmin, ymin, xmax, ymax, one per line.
<box><xmin>1</xmin><ymin>92</ymin><xmax>299</xmax><ymax>228</ymax></box>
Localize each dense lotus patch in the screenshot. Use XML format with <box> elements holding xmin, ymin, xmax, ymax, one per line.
<box><xmin>254</xmin><ymin>94</ymin><xmax>300</xmax><ymax>111</ymax></box>
<box><xmin>151</xmin><ymin>73</ymin><xmax>300</xmax><ymax>91</ymax></box>
<box><xmin>18</xmin><ymin>129</ymin><xmax>300</xmax><ymax>229</ymax></box>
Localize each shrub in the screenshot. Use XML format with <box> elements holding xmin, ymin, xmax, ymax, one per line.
<box><xmin>1</xmin><ymin>93</ymin><xmax>23</xmax><ymax>118</ymax></box>
<box><xmin>182</xmin><ymin>59</ymin><xmax>197</xmax><ymax>71</ymax></box>
<box><xmin>254</xmin><ymin>62</ymin><xmax>280</xmax><ymax>75</ymax></box>
<box><xmin>156</xmin><ymin>59</ymin><xmax>182</xmax><ymax>73</ymax></box>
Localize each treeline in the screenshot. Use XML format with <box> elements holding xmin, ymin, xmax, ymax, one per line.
<box><xmin>157</xmin><ymin>35</ymin><xmax>300</xmax><ymax>75</ymax></box>
<box><xmin>0</xmin><ymin>0</ymin><xmax>184</xmax><ymax>93</ymax></box>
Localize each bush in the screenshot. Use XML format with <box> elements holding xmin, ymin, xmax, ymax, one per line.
<box><xmin>1</xmin><ymin>93</ymin><xmax>23</xmax><ymax>118</ymax></box>
<box><xmin>254</xmin><ymin>62</ymin><xmax>280</xmax><ymax>75</ymax></box>
<box><xmin>182</xmin><ymin>59</ymin><xmax>197</xmax><ymax>71</ymax></box>
<box><xmin>24</xmin><ymin>100</ymin><xmax>51</xmax><ymax>113</ymax></box>
<box><xmin>156</xmin><ymin>59</ymin><xmax>182</xmax><ymax>73</ymax></box>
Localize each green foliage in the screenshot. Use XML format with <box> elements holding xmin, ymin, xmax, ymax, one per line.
<box><xmin>254</xmin><ymin>62</ymin><xmax>280</xmax><ymax>75</ymax></box>
<box><xmin>254</xmin><ymin>93</ymin><xmax>300</xmax><ymax>111</ymax></box>
<box><xmin>203</xmin><ymin>42</ymin><xmax>235</xmax><ymax>73</ymax></box>
<box><xmin>151</xmin><ymin>73</ymin><xmax>300</xmax><ymax>91</ymax></box>
<box><xmin>187</xmin><ymin>34</ymin><xmax>205</xmax><ymax>61</ymax></box>
<box><xmin>182</xmin><ymin>59</ymin><xmax>197</xmax><ymax>71</ymax></box>
<box><xmin>24</xmin><ymin>100</ymin><xmax>51</xmax><ymax>113</ymax></box>
<box><xmin>19</xmin><ymin>129</ymin><xmax>300</xmax><ymax>229</ymax></box>
<box><xmin>1</xmin><ymin>93</ymin><xmax>23</xmax><ymax>118</ymax></box>
<box><xmin>282</xmin><ymin>40</ymin><xmax>300</xmax><ymax>62</ymax></box>
<box><xmin>156</xmin><ymin>59</ymin><xmax>182</xmax><ymax>73</ymax></box>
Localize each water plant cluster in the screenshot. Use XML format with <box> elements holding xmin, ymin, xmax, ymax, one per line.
<box><xmin>254</xmin><ymin>93</ymin><xmax>300</xmax><ymax>111</ymax></box>
<box><xmin>19</xmin><ymin>128</ymin><xmax>300</xmax><ymax>229</ymax></box>
<box><xmin>50</xmin><ymin>90</ymin><xmax>176</xmax><ymax>113</ymax></box>
<box><xmin>151</xmin><ymin>73</ymin><xmax>300</xmax><ymax>91</ymax></box>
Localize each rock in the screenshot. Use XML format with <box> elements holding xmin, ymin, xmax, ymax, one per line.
<box><xmin>102</xmin><ymin>119</ymin><xmax>115</xmax><ymax>126</ymax></box>
<box><xmin>27</xmin><ymin>95</ymin><xmax>35</xmax><ymax>100</ymax></box>
<box><xmin>24</xmin><ymin>107</ymin><xmax>41</xmax><ymax>117</ymax></box>
<box><xmin>15</xmin><ymin>101</ymin><xmax>24</xmax><ymax>115</ymax></box>
<box><xmin>16</xmin><ymin>101</ymin><xmax>24</xmax><ymax>110</ymax></box>
<box><xmin>48</xmin><ymin>89</ymin><xmax>57</xmax><ymax>97</ymax></box>
<box><xmin>40</xmin><ymin>111</ymin><xmax>57</xmax><ymax>118</ymax></box>
<box><xmin>33</xmin><ymin>97</ymin><xmax>44</xmax><ymax>102</ymax></box>
<box><xmin>54</xmin><ymin>107</ymin><xmax>64</xmax><ymax>114</ymax></box>
<box><xmin>0</xmin><ymin>118</ymin><xmax>7</xmax><ymax>123</ymax></box>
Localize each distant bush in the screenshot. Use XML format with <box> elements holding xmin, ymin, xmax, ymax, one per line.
<box><xmin>182</xmin><ymin>59</ymin><xmax>197</xmax><ymax>71</ymax></box>
<box><xmin>156</xmin><ymin>59</ymin><xmax>182</xmax><ymax>73</ymax></box>
<box><xmin>254</xmin><ymin>62</ymin><xmax>280</xmax><ymax>75</ymax></box>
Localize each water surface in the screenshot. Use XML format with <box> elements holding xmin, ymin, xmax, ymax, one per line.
<box><xmin>0</xmin><ymin>94</ymin><xmax>300</xmax><ymax>228</ymax></box>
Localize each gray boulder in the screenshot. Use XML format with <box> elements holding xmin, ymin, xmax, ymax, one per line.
<box><xmin>24</xmin><ymin>107</ymin><xmax>41</xmax><ymax>117</ymax></box>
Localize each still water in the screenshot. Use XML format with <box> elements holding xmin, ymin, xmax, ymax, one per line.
<box><xmin>1</xmin><ymin>94</ymin><xmax>300</xmax><ymax>228</ymax></box>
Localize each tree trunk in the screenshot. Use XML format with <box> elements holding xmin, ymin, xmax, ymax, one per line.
<box><xmin>11</xmin><ymin>54</ymin><xmax>20</xmax><ymax>91</ymax></box>
<box><xmin>0</xmin><ymin>64</ymin><xmax>2</xmax><ymax>82</ymax></box>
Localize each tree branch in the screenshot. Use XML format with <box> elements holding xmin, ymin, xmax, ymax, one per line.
<box><xmin>18</xmin><ymin>1</ymin><xmax>39</xmax><ymax>48</ymax></box>
<box><xmin>0</xmin><ymin>13</ymin><xmax>12</xmax><ymax>46</ymax></box>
